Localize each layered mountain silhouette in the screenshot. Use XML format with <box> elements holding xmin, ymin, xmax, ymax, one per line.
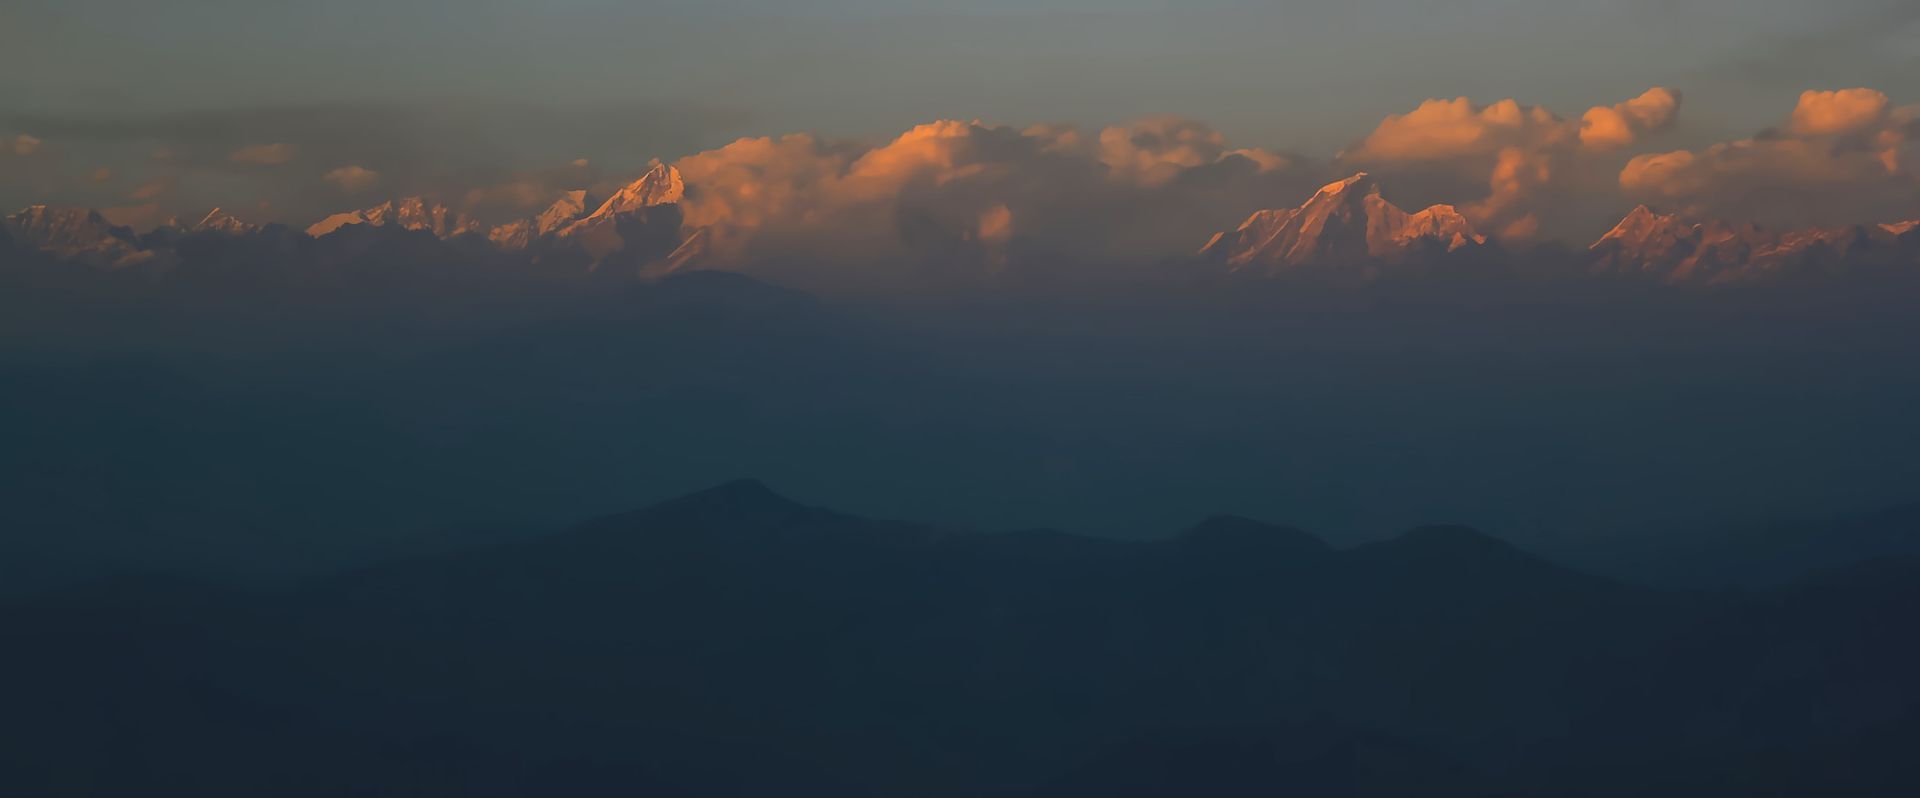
<box><xmin>6</xmin><ymin>479</ymin><xmax>1920</xmax><ymax>796</ymax></box>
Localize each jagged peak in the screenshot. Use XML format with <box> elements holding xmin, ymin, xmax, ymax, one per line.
<box><xmin>192</xmin><ymin>207</ymin><xmax>257</xmax><ymax>234</ymax></box>
<box><xmin>1200</xmin><ymin>173</ymin><xmax>1483</xmax><ymax>270</ymax></box>
<box><xmin>305</xmin><ymin>196</ymin><xmax>480</xmax><ymax>239</ymax></box>
<box><xmin>1594</xmin><ymin>204</ymin><xmax>1689</xmax><ymax>248</ymax></box>
<box><xmin>9</xmin><ymin>204</ymin><xmax>109</xmax><ymax>226</ymax></box>
<box><xmin>589</xmin><ymin>162</ymin><xmax>685</xmax><ymax>219</ymax></box>
<box><xmin>534</xmin><ymin>190</ymin><xmax>594</xmax><ymax>236</ymax></box>
<box><xmin>1301</xmin><ymin>173</ymin><xmax>1381</xmax><ymax>210</ymax></box>
<box><xmin>1316</xmin><ymin>172</ymin><xmax>1374</xmax><ymax>195</ymax></box>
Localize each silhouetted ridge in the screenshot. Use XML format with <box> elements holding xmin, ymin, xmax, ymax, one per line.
<box><xmin>549</xmin><ymin>478</ymin><xmax>826</xmax><ymax>549</ymax></box>
<box><xmin>652</xmin><ymin>478</ymin><xmax>808</xmax><ymax>516</ymax></box>
<box><xmin>1388</xmin><ymin>524</ymin><xmax>1511</xmax><ymax>551</ymax></box>
<box><xmin>1180</xmin><ymin>515</ymin><xmax>1329</xmax><ymax>558</ymax></box>
<box><xmin>10</xmin><ymin>483</ymin><xmax>1920</xmax><ymax>796</ymax></box>
<box><xmin>1346</xmin><ymin>524</ymin><xmax>1623</xmax><ymax>603</ymax></box>
<box><xmin>1355</xmin><ymin>525</ymin><xmax>1548</xmax><ymax>571</ymax></box>
<box><xmin>555</xmin><ymin>478</ymin><xmax>962</xmax><ymax>554</ymax></box>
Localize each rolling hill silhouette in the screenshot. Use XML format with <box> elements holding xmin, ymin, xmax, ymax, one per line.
<box><xmin>6</xmin><ymin>480</ymin><xmax>1920</xmax><ymax>796</ymax></box>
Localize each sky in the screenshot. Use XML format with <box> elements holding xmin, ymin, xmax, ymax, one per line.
<box><xmin>4</xmin><ymin>0</ymin><xmax>1919</xmax><ymax>237</ymax></box>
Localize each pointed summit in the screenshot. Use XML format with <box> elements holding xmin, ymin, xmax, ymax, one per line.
<box><xmin>1594</xmin><ymin>205</ymin><xmax>1683</xmax><ymax>249</ymax></box>
<box><xmin>484</xmin><ymin>190</ymin><xmax>601</xmax><ymax>251</ymax></box>
<box><xmin>192</xmin><ymin>207</ymin><xmax>259</xmax><ymax>236</ymax></box>
<box><xmin>548</xmin><ymin>164</ymin><xmax>688</xmax><ymax>267</ymax></box>
<box><xmin>583</xmin><ymin>163</ymin><xmax>684</xmax><ymax>222</ymax></box>
<box><xmin>1198</xmin><ymin>173</ymin><xmax>1484</xmax><ymax>274</ymax></box>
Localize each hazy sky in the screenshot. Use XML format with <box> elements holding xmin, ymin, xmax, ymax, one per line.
<box><xmin>5</xmin><ymin>0</ymin><xmax>1918</xmax><ymax>229</ymax></box>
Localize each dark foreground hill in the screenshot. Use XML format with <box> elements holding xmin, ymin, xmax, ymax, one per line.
<box><xmin>5</xmin><ymin>480</ymin><xmax>1920</xmax><ymax>796</ymax></box>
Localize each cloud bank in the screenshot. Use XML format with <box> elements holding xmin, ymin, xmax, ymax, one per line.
<box><xmin>1339</xmin><ymin>89</ymin><xmax>1682</xmax><ymax>240</ymax></box>
<box><xmin>10</xmin><ymin>87</ymin><xmax>1920</xmax><ymax>279</ymax></box>
<box><xmin>1621</xmin><ymin>88</ymin><xmax>1920</xmax><ymax>226</ymax></box>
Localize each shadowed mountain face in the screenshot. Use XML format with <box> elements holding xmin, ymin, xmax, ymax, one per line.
<box><xmin>6</xmin><ymin>481</ymin><xmax>1920</xmax><ymax>797</ymax></box>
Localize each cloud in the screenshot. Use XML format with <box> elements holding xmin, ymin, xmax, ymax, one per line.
<box><xmin>322</xmin><ymin>165</ymin><xmax>380</xmax><ymax>192</ymax></box>
<box><xmin>1620</xmin><ymin>88</ymin><xmax>1919</xmax><ymax>225</ymax></box>
<box><xmin>228</xmin><ymin>142</ymin><xmax>298</xmax><ymax>166</ymax></box>
<box><xmin>128</xmin><ymin>179</ymin><xmax>173</xmax><ymax>201</ymax></box>
<box><xmin>1787</xmin><ymin>88</ymin><xmax>1893</xmax><ymax>137</ymax></box>
<box><xmin>661</xmin><ymin>117</ymin><xmax>1316</xmax><ymax>282</ymax></box>
<box><xmin>976</xmin><ymin>203</ymin><xmax>1014</xmax><ymax>247</ymax></box>
<box><xmin>1340</xmin><ymin>89</ymin><xmax>1682</xmax><ymax>239</ymax></box>
<box><xmin>1096</xmin><ymin>115</ymin><xmax>1291</xmax><ymax>187</ymax></box>
<box><xmin>9</xmin><ymin>134</ymin><xmax>40</xmax><ymax>156</ymax></box>
<box><xmin>1580</xmin><ymin>88</ymin><xmax>1682</xmax><ymax>151</ymax></box>
<box><xmin>1345</xmin><ymin>98</ymin><xmax>1571</xmax><ymax>163</ymax></box>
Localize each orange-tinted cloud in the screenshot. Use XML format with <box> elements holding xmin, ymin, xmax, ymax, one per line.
<box><xmin>1346</xmin><ymin>98</ymin><xmax>1569</xmax><ymax>163</ymax></box>
<box><xmin>1621</xmin><ymin>88</ymin><xmax>1919</xmax><ymax>225</ymax></box>
<box><xmin>322</xmin><ymin>165</ymin><xmax>381</xmax><ymax>192</ymax></box>
<box><xmin>1095</xmin><ymin>116</ymin><xmax>1289</xmax><ymax>187</ymax></box>
<box><xmin>1787</xmin><ymin>89</ymin><xmax>1892</xmax><ymax>137</ymax></box>
<box><xmin>660</xmin><ymin>117</ymin><xmax>1314</xmax><ymax>280</ymax></box>
<box><xmin>128</xmin><ymin>179</ymin><xmax>173</xmax><ymax>202</ymax></box>
<box><xmin>1580</xmin><ymin>88</ymin><xmax>1682</xmax><ymax>151</ymax></box>
<box><xmin>229</xmin><ymin>143</ymin><xmax>298</xmax><ymax>166</ymax></box>
<box><xmin>976</xmin><ymin>203</ymin><xmax>1014</xmax><ymax>247</ymax></box>
<box><xmin>1342</xmin><ymin>89</ymin><xmax>1681</xmax><ymax>240</ymax></box>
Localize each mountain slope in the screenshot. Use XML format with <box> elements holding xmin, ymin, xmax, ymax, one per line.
<box><xmin>306</xmin><ymin>197</ymin><xmax>484</xmax><ymax>239</ymax></box>
<box><xmin>1198</xmin><ymin>173</ymin><xmax>1485</xmax><ymax>276</ymax></box>
<box><xmin>1591</xmin><ymin>205</ymin><xmax>1916</xmax><ymax>282</ymax></box>
<box><xmin>2</xmin><ymin>205</ymin><xmax>157</xmax><ymax>268</ymax></box>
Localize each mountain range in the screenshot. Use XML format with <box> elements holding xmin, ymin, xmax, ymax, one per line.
<box><xmin>1590</xmin><ymin>205</ymin><xmax>1920</xmax><ymax>283</ymax></box>
<box><xmin>5</xmin><ymin>479</ymin><xmax>1919</xmax><ymax>796</ymax></box>
<box><xmin>6</xmin><ymin>168</ymin><xmax>1920</xmax><ymax>284</ymax></box>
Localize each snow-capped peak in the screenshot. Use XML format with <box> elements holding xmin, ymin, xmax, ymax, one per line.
<box><xmin>193</xmin><ymin>207</ymin><xmax>259</xmax><ymax>235</ymax></box>
<box><xmin>306</xmin><ymin>197</ymin><xmax>481</xmax><ymax>239</ymax></box>
<box><xmin>1198</xmin><ymin>173</ymin><xmax>1484</xmax><ymax>274</ymax></box>
<box><xmin>4</xmin><ymin>204</ymin><xmax>157</xmax><ymax>268</ymax></box>
<box><xmin>584</xmin><ymin>163</ymin><xmax>685</xmax><ymax>221</ymax></box>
